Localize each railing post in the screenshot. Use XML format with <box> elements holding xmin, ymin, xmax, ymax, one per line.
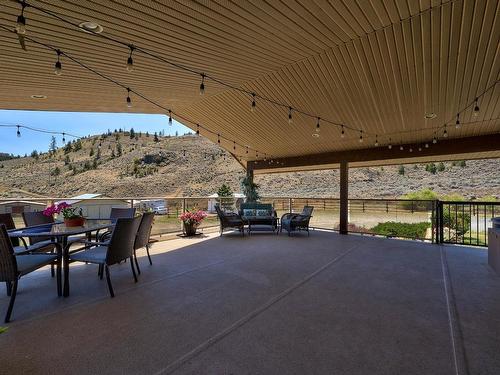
<box><xmin>288</xmin><ymin>198</ymin><xmax>292</xmax><ymax>214</ymax></box>
<box><xmin>181</xmin><ymin>198</ymin><xmax>187</xmax><ymax>231</ymax></box>
<box><xmin>339</xmin><ymin>160</ymin><xmax>348</xmax><ymax>235</ymax></box>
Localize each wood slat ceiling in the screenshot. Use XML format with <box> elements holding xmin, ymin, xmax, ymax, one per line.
<box><xmin>0</xmin><ymin>0</ymin><xmax>499</xmax><ymax>169</ymax></box>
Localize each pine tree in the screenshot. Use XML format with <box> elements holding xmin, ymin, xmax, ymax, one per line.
<box><xmin>130</xmin><ymin>128</ymin><xmax>135</xmax><ymax>139</ymax></box>
<box><xmin>116</xmin><ymin>142</ymin><xmax>123</xmax><ymax>156</ymax></box>
<box><xmin>49</xmin><ymin>136</ymin><xmax>57</xmax><ymax>154</ymax></box>
<box><xmin>154</xmin><ymin>132</ymin><xmax>159</xmax><ymax>142</ymax></box>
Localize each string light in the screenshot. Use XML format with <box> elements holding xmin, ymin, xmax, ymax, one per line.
<box><xmin>16</xmin><ymin>1</ymin><xmax>27</xmax><ymax>35</ymax></box>
<box><xmin>374</xmin><ymin>135</ymin><xmax>378</xmax><ymax>147</ymax></box>
<box><xmin>455</xmin><ymin>114</ymin><xmax>460</xmax><ymax>128</ymax></box>
<box><xmin>409</xmin><ymin>147</ymin><xmax>413</xmax><ymax>153</ymax></box>
<box><xmin>196</xmin><ymin>124</ymin><xmax>199</xmax><ymax>136</ymax></box>
<box><xmin>62</xmin><ymin>132</ymin><xmax>66</xmax><ymax>143</ymax></box>
<box><xmin>251</xmin><ymin>93</ymin><xmax>256</xmax><ymax>112</ymax></box>
<box><xmin>400</xmin><ymin>145</ymin><xmax>404</xmax><ymax>151</ymax></box>
<box><xmin>288</xmin><ymin>107</ymin><xmax>293</xmax><ymax>124</ymax></box>
<box><xmin>359</xmin><ymin>130</ymin><xmax>363</xmax><ymax>143</ymax></box>
<box><xmin>246</xmin><ymin>146</ymin><xmax>249</xmax><ymax>154</ymax></box>
<box><xmin>217</xmin><ymin>134</ymin><xmax>220</xmax><ymax>144</ymax></box>
<box><xmin>425</xmin><ymin>143</ymin><xmax>429</xmax><ymax>148</ymax></box>
<box><xmin>16</xmin><ymin>125</ymin><xmax>21</xmax><ymax>137</ymax></box>
<box><xmin>233</xmin><ymin>141</ymin><xmax>236</xmax><ymax>151</ymax></box>
<box><xmin>341</xmin><ymin>125</ymin><xmax>345</xmax><ymax>138</ymax></box>
<box><xmin>388</xmin><ymin>138</ymin><xmax>392</xmax><ymax>149</ymax></box>
<box><xmin>126</xmin><ymin>88</ymin><xmax>132</xmax><ymax>108</ymax></box>
<box><xmin>443</xmin><ymin>125</ymin><xmax>448</xmax><ymax>138</ymax></box>
<box><xmin>199</xmin><ymin>73</ymin><xmax>205</xmax><ymax>95</ymax></box>
<box><xmin>473</xmin><ymin>98</ymin><xmax>480</xmax><ymax>117</ymax></box>
<box><xmin>433</xmin><ymin>136</ymin><xmax>437</xmax><ymax>144</ymax></box>
<box><xmin>126</xmin><ymin>45</ymin><xmax>134</xmax><ymax>72</ymax></box>
<box><xmin>316</xmin><ymin>117</ymin><xmax>321</xmax><ymax>133</ymax></box>
<box><xmin>168</xmin><ymin>110</ymin><xmax>172</xmax><ymax>125</ymax></box>
<box><xmin>418</xmin><ymin>146</ymin><xmax>422</xmax><ymax>151</ymax></box>
<box><xmin>54</xmin><ymin>50</ymin><xmax>62</xmax><ymax>75</ymax></box>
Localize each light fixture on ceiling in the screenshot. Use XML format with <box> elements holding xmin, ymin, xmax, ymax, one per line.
<box><xmin>341</xmin><ymin>125</ymin><xmax>345</xmax><ymax>138</ymax></box>
<box><xmin>168</xmin><ymin>110</ymin><xmax>172</xmax><ymax>125</ymax></box>
<box><xmin>199</xmin><ymin>74</ymin><xmax>205</xmax><ymax>95</ymax></box>
<box><xmin>30</xmin><ymin>94</ymin><xmax>47</xmax><ymax>99</ymax></box>
<box><xmin>374</xmin><ymin>135</ymin><xmax>378</xmax><ymax>147</ymax></box>
<box><xmin>315</xmin><ymin>117</ymin><xmax>321</xmax><ymax>133</ymax></box>
<box><xmin>388</xmin><ymin>138</ymin><xmax>392</xmax><ymax>149</ymax></box>
<box><xmin>16</xmin><ymin>125</ymin><xmax>21</xmax><ymax>138</ymax></box>
<box><xmin>288</xmin><ymin>107</ymin><xmax>292</xmax><ymax>124</ymax></box>
<box><xmin>312</xmin><ymin>133</ymin><xmax>320</xmax><ymax>138</ymax></box>
<box><xmin>359</xmin><ymin>130</ymin><xmax>363</xmax><ymax>143</ymax></box>
<box><xmin>424</xmin><ymin>113</ymin><xmax>437</xmax><ymax>119</ymax></box>
<box><xmin>16</xmin><ymin>1</ymin><xmax>27</xmax><ymax>35</ymax></box>
<box><xmin>455</xmin><ymin>114</ymin><xmax>460</xmax><ymax>128</ymax></box>
<box><xmin>78</xmin><ymin>21</ymin><xmax>104</xmax><ymax>34</ymax></box>
<box><xmin>54</xmin><ymin>50</ymin><xmax>62</xmax><ymax>75</ymax></box>
<box><xmin>126</xmin><ymin>88</ymin><xmax>132</xmax><ymax>108</ymax></box>
<box><xmin>126</xmin><ymin>45</ymin><xmax>134</xmax><ymax>72</ymax></box>
<box><xmin>251</xmin><ymin>93</ymin><xmax>256</xmax><ymax>112</ymax></box>
<box><xmin>473</xmin><ymin>98</ymin><xmax>480</xmax><ymax>117</ymax></box>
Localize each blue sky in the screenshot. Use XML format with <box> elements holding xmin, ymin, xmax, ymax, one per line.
<box><xmin>0</xmin><ymin>110</ymin><xmax>191</xmax><ymax>156</ymax></box>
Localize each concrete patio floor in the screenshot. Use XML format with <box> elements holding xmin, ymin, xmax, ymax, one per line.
<box><xmin>1</xmin><ymin>230</ymin><xmax>499</xmax><ymax>374</ymax></box>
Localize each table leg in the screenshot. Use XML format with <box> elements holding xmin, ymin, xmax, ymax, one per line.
<box><xmin>61</xmin><ymin>237</ymin><xmax>70</xmax><ymax>297</ymax></box>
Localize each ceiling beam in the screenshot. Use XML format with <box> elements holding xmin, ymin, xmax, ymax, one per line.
<box><xmin>248</xmin><ymin>133</ymin><xmax>500</xmax><ymax>172</ymax></box>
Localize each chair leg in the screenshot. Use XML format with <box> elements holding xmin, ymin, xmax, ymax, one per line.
<box><xmin>98</xmin><ymin>264</ymin><xmax>103</xmax><ymax>279</ymax></box>
<box><xmin>5</xmin><ymin>280</ymin><xmax>18</xmax><ymax>323</ymax></box>
<box><xmin>105</xmin><ymin>265</ymin><xmax>114</xmax><ymax>298</ymax></box>
<box><xmin>6</xmin><ymin>281</ymin><xmax>12</xmax><ymax>297</ymax></box>
<box><xmin>51</xmin><ymin>263</ymin><xmax>55</xmax><ymax>278</ymax></box>
<box><xmin>130</xmin><ymin>256</ymin><xmax>138</xmax><ymax>283</ymax></box>
<box><xmin>134</xmin><ymin>251</ymin><xmax>141</xmax><ymax>275</ymax></box>
<box><xmin>146</xmin><ymin>244</ymin><xmax>153</xmax><ymax>265</ymax></box>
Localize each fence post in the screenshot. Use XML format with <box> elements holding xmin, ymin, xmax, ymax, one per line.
<box><xmin>181</xmin><ymin>198</ymin><xmax>187</xmax><ymax>231</ymax></box>
<box><xmin>288</xmin><ymin>198</ymin><xmax>292</xmax><ymax>214</ymax></box>
<box><xmin>431</xmin><ymin>200</ymin><xmax>435</xmax><ymax>243</ymax></box>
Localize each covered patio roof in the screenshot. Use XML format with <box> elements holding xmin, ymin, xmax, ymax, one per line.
<box><xmin>0</xmin><ymin>0</ymin><xmax>499</xmax><ymax>171</ymax></box>
<box><xmin>1</xmin><ymin>231</ymin><xmax>499</xmax><ymax>374</ymax></box>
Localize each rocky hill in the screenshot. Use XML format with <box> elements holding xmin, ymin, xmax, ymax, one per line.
<box><xmin>0</xmin><ymin>131</ymin><xmax>498</xmax><ymax>199</ymax></box>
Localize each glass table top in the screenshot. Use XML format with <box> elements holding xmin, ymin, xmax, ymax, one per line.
<box><xmin>8</xmin><ymin>219</ymin><xmax>114</xmax><ymax>237</ymax></box>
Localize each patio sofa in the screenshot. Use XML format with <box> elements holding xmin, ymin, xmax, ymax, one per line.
<box><xmin>239</xmin><ymin>203</ymin><xmax>278</xmax><ymax>234</ymax></box>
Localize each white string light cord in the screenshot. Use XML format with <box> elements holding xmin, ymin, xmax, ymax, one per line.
<box><xmin>9</xmin><ymin>0</ymin><xmax>498</xmax><ymax>146</ymax></box>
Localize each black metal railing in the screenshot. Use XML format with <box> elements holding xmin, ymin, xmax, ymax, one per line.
<box><xmin>436</xmin><ymin>201</ymin><xmax>499</xmax><ymax>246</ymax></box>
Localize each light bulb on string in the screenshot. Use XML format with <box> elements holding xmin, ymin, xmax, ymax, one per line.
<box><xmin>126</xmin><ymin>88</ymin><xmax>132</xmax><ymax>108</ymax></box>
<box><xmin>359</xmin><ymin>130</ymin><xmax>363</xmax><ymax>143</ymax></box>
<box><xmin>341</xmin><ymin>125</ymin><xmax>345</xmax><ymax>138</ymax></box>
<box><xmin>409</xmin><ymin>147</ymin><xmax>413</xmax><ymax>153</ymax></box>
<box><xmin>374</xmin><ymin>135</ymin><xmax>378</xmax><ymax>147</ymax></box>
<box><xmin>473</xmin><ymin>98</ymin><xmax>480</xmax><ymax>117</ymax></box>
<box><xmin>400</xmin><ymin>145</ymin><xmax>404</xmax><ymax>151</ymax></box>
<box><xmin>196</xmin><ymin>124</ymin><xmax>200</xmax><ymax>136</ymax></box>
<box><xmin>251</xmin><ymin>93</ymin><xmax>256</xmax><ymax>112</ymax></box>
<box><xmin>233</xmin><ymin>141</ymin><xmax>236</xmax><ymax>152</ymax></box>
<box><xmin>54</xmin><ymin>50</ymin><xmax>62</xmax><ymax>76</ymax></box>
<box><xmin>168</xmin><ymin>110</ymin><xmax>172</xmax><ymax>125</ymax></box>
<box><xmin>316</xmin><ymin>117</ymin><xmax>321</xmax><ymax>133</ymax></box>
<box><xmin>388</xmin><ymin>138</ymin><xmax>392</xmax><ymax>149</ymax></box>
<box><xmin>425</xmin><ymin>143</ymin><xmax>429</xmax><ymax>148</ymax></box>
<box><xmin>443</xmin><ymin>125</ymin><xmax>448</xmax><ymax>138</ymax></box>
<box><xmin>288</xmin><ymin>107</ymin><xmax>293</xmax><ymax>124</ymax></box>
<box><xmin>126</xmin><ymin>45</ymin><xmax>134</xmax><ymax>72</ymax></box>
<box><xmin>62</xmin><ymin>132</ymin><xmax>66</xmax><ymax>143</ymax></box>
<box><xmin>455</xmin><ymin>114</ymin><xmax>460</xmax><ymax>128</ymax></box>
<box><xmin>418</xmin><ymin>146</ymin><xmax>422</xmax><ymax>152</ymax></box>
<box><xmin>246</xmin><ymin>146</ymin><xmax>249</xmax><ymax>155</ymax></box>
<box><xmin>16</xmin><ymin>125</ymin><xmax>21</xmax><ymax>138</ymax></box>
<box><xmin>199</xmin><ymin>74</ymin><xmax>205</xmax><ymax>95</ymax></box>
<box><xmin>217</xmin><ymin>134</ymin><xmax>220</xmax><ymax>144</ymax></box>
<box><xmin>433</xmin><ymin>136</ymin><xmax>437</xmax><ymax>144</ymax></box>
<box><xmin>16</xmin><ymin>1</ymin><xmax>27</xmax><ymax>35</ymax></box>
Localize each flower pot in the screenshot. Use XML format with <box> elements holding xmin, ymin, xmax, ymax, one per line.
<box><xmin>64</xmin><ymin>217</ymin><xmax>85</xmax><ymax>227</ymax></box>
<box><xmin>183</xmin><ymin>222</ymin><xmax>198</xmax><ymax>236</ymax></box>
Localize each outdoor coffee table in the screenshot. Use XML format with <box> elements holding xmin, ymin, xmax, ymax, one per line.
<box><xmin>8</xmin><ymin>219</ymin><xmax>114</xmax><ymax>297</ymax></box>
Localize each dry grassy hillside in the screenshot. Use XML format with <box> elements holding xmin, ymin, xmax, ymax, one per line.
<box><xmin>0</xmin><ymin>132</ymin><xmax>498</xmax><ymax>199</ymax></box>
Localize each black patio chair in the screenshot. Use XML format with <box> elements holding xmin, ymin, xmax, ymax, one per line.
<box><xmin>0</xmin><ymin>224</ymin><xmax>61</xmax><ymax>323</ymax></box>
<box><xmin>133</xmin><ymin>212</ymin><xmax>155</xmax><ymax>274</ymax></box>
<box><xmin>281</xmin><ymin>206</ymin><xmax>314</xmax><ymax>236</ymax></box>
<box><xmin>215</xmin><ymin>204</ymin><xmax>244</xmax><ymax>236</ymax></box>
<box><xmin>97</xmin><ymin>207</ymin><xmax>137</xmax><ymax>241</ymax></box>
<box><xmin>70</xmin><ymin>216</ymin><xmax>141</xmax><ymax>297</ymax></box>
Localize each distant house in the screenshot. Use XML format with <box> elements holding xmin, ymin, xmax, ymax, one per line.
<box><xmin>0</xmin><ymin>200</ymin><xmax>46</xmax><ymax>215</ymax></box>
<box><xmin>207</xmin><ymin>193</ymin><xmax>245</xmax><ymax>213</ymax></box>
<box><xmin>56</xmin><ymin>194</ymin><xmax>130</xmax><ymax>219</ymax></box>
<box><xmin>134</xmin><ymin>199</ymin><xmax>167</xmax><ymax>212</ymax></box>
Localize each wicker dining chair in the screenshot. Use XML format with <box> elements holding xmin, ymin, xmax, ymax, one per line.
<box><xmin>133</xmin><ymin>212</ymin><xmax>155</xmax><ymax>274</ymax></box>
<box><xmin>0</xmin><ymin>224</ymin><xmax>61</xmax><ymax>323</ymax></box>
<box><xmin>70</xmin><ymin>217</ymin><xmax>141</xmax><ymax>297</ymax></box>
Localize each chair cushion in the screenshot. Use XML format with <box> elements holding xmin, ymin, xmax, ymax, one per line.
<box><xmin>16</xmin><ymin>254</ymin><xmax>58</xmax><ymax>276</ymax></box>
<box><xmin>13</xmin><ymin>246</ymin><xmax>33</xmax><ymax>255</ymax></box>
<box><xmin>70</xmin><ymin>246</ymin><xmax>108</xmax><ymax>264</ymax></box>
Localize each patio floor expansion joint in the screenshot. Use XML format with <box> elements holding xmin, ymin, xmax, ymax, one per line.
<box><xmin>157</xmin><ymin>244</ymin><xmax>360</xmax><ymax>375</ymax></box>
<box><xmin>440</xmin><ymin>246</ymin><xmax>470</xmax><ymax>375</ymax></box>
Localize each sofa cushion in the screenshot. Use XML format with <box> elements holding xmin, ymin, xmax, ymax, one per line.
<box><xmin>256</xmin><ymin>209</ymin><xmax>271</xmax><ymax>217</ymax></box>
<box><xmin>243</xmin><ymin>209</ymin><xmax>256</xmax><ymax>217</ymax></box>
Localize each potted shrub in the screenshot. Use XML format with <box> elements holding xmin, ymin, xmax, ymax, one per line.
<box><xmin>180</xmin><ymin>209</ymin><xmax>207</xmax><ymax>236</ymax></box>
<box><xmin>44</xmin><ymin>202</ymin><xmax>85</xmax><ymax>227</ymax></box>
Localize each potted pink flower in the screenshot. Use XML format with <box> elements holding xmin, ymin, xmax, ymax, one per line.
<box><xmin>180</xmin><ymin>209</ymin><xmax>207</xmax><ymax>236</ymax></box>
<box><xmin>44</xmin><ymin>202</ymin><xmax>85</xmax><ymax>227</ymax></box>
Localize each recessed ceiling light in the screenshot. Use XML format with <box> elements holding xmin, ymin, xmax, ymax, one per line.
<box><xmin>78</xmin><ymin>21</ymin><xmax>103</xmax><ymax>34</ymax></box>
<box><xmin>424</xmin><ymin>113</ymin><xmax>437</xmax><ymax>119</ymax></box>
<box><xmin>30</xmin><ymin>94</ymin><xmax>47</xmax><ymax>99</ymax></box>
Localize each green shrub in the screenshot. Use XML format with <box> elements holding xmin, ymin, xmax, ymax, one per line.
<box><xmin>371</xmin><ymin>221</ymin><xmax>430</xmax><ymax>239</ymax></box>
<box><xmin>400</xmin><ymin>188</ymin><xmax>438</xmax><ymax>211</ymax></box>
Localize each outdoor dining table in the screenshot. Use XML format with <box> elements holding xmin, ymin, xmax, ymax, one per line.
<box><xmin>8</xmin><ymin>219</ymin><xmax>114</xmax><ymax>297</ymax></box>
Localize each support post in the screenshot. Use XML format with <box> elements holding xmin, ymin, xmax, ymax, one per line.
<box><xmin>339</xmin><ymin>160</ymin><xmax>348</xmax><ymax>235</ymax></box>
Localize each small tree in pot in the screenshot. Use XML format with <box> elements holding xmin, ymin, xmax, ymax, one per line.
<box><xmin>241</xmin><ymin>175</ymin><xmax>260</xmax><ymax>202</ymax></box>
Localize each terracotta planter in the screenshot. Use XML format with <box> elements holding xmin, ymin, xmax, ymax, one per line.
<box><xmin>64</xmin><ymin>217</ymin><xmax>85</xmax><ymax>227</ymax></box>
<box><xmin>183</xmin><ymin>222</ymin><xmax>199</xmax><ymax>236</ymax></box>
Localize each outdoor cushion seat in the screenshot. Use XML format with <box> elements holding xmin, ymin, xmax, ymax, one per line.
<box><xmin>281</xmin><ymin>206</ymin><xmax>314</xmax><ymax>236</ymax></box>
<box><xmin>70</xmin><ymin>246</ymin><xmax>107</xmax><ymax>264</ymax></box>
<box><xmin>215</xmin><ymin>205</ymin><xmax>244</xmax><ymax>236</ymax></box>
<box><xmin>16</xmin><ymin>254</ymin><xmax>59</xmax><ymax>276</ymax></box>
